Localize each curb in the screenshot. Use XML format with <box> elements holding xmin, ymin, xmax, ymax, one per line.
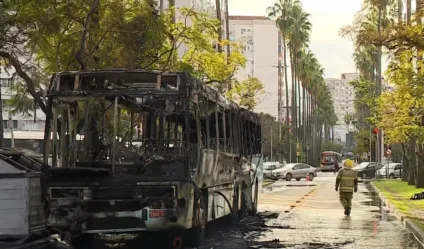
<box><xmin>369</xmin><ymin>182</ymin><xmax>424</xmax><ymax>244</ymax></box>
<box><xmin>262</xmin><ymin>181</ymin><xmax>274</xmax><ymax>187</ymax></box>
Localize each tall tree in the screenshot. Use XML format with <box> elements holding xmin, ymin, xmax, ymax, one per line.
<box><xmin>268</xmin><ymin>0</ymin><xmax>336</xmax><ymax>164</ymax></box>
<box><xmin>267</xmin><ymin>0</ymin><xmax>295</xmax><ymax>161</ymax></box>
<box><xmin>0</xmin><ymin>1</ymin><xmax>254</xmax><ymax>118</ymax></box>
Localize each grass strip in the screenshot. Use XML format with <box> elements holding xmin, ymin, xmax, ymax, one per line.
<box><xmin>373</xmin><ymin>180</ymin><xmax>424</xmax><ymax>229</ymax></box>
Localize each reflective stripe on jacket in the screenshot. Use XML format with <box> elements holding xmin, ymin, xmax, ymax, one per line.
<box><xmin>336</xmin><ymin>168</ymin><xmax>358</xmax><ymax>193</ymax></box>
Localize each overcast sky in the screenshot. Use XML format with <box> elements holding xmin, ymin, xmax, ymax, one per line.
<box><xmin>228</xmin><ymin>0</ymin><xmax>363</xmax><ymax>79</ymax></box>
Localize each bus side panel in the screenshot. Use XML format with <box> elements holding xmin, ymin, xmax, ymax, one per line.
<box><xmin>206</xmin><ymin>186</ymin><xmax>234</xmax><ymax>222</ymax></box>
<box><xmin>196</xmin><ymin>150</ymin><xmax>235</xmax><ymax>188</ymax></box>
<box><xmin>196</xmin><ymin>150</ymin><xmax>239</xmax><ymax>223</ymax></box>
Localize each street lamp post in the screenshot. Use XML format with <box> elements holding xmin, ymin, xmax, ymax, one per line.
<box><xmin>261</xmin><ymin>123</ymin><xmax>273</xmax><ymax>161</ymax></box>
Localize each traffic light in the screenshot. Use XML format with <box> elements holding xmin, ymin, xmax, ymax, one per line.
<box><xmin>373</xmin><ymin>127</ymin><xmax>378</xmax><ymax>134</ymax></box>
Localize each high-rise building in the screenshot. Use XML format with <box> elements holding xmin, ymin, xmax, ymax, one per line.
<box><xmin>325</xmin><ymin>73</ymin><xmax>359</xmax><ymax>142</ymax></box>
<box><xmin>229</xmin><ymin>16</ymin><xmax>283</xmax><ymax>119</ymax></box>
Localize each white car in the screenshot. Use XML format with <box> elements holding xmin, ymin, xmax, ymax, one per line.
<box><xmin>378</xmin><ymin>163</ymin><xmax>402</xmax><ymax>178</ymax></box>
<box><xmin>278</xmin><ymin>163</ymin><xmax>318</xmax><ymax>181</ymax></box>
<box><xmin>263</xmin><ymin>162</ymin><xmax>284</xmax><ymax>179</ymax></box>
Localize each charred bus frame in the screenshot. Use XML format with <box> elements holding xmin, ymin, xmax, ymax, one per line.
<box><xmin>41</xmin><ymin>69</ymin><xmax>262</xmax><ymax>246</ymax></box>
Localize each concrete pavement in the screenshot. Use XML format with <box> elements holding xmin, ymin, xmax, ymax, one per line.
<box><xmin>203</xmin><ymin>172</ymin><xmax>424</xmax><ymax>249</ymax></box>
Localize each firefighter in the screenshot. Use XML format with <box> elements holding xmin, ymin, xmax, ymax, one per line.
<box><xmin>335</xmin><ymin>159</ymin><xmax>358</xmax><ymax>216</ymax></box>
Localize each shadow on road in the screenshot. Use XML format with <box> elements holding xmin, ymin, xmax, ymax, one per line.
<box><xmin>202</xmin><ymin>211</ymin><xmax>291</xmax><ymax>249</ymax></box>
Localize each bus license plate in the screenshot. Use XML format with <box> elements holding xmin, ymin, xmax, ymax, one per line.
<box><xmin>149</xmin><ymin>210</ymin><xmax>166</xmax><ymax>218</ymax></box>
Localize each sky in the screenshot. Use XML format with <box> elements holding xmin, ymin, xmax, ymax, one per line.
<box><xmin>228</xmin><ymin>0</ymin><xmax>363</xmax><ymax>79</ymax></box>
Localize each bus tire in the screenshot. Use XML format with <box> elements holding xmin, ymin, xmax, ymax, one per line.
<box><xmin>70</xmin><ymin>234</ymin><xmax>93</xmax><ymax>249</ymax></box>
<box><xmin>186</xmin><ymin>195</ymin><xmax>206</xmax><ymax>247</ymax></box>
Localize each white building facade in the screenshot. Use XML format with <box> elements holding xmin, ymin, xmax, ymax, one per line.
<box><xmin>159</xmin><ymin>0</ymin><xmax>228</xmax><ymax>57</ymax></box>
<box><xmin>229</xmin><ymin>16</ymin><xmax>281</xmax><ymax>119</ymax></box>
<box><xmin>325</xmin><ymin>72</ymin><xmax>359</xmax><ymax>142</ymax></box>
<box><xmin>0</xmin><ymin>71</ymin><xmax>45</xmax><ymax>132</ymax></box>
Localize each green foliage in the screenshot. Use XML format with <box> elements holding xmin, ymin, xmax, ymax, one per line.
<box><xmin>0</xmin><ymin>1</ymin><xmax>250</xmax><ymax>115</ymax></box>
<box><xmin>268</xmin><ymin>0</ymin><xmax>337</xmax><ymax>163</ymax></box>
<box><xmin>353</xmin><ymin>129</ymin><xmax>375</xmax><ymax>155</ymax></box>
<box><xmin>322</xmin><ymin>142</ymin><xmax>344</xmax><ymax>153</ymax></box>
<box><xmin>344</xmin><ymin>113</ymin><xmax>355</xmax><ymax>126</ymax></box>
<box><xmin>226</xmin><ymin>77</ymin><xmax>265</xmax><ymax>110</ymax></box>
<box><xmin>377</xmin><ymin>50</ymin><xmax>424</xmax><ymax>144</ymax></box>
<box><xmin>258</xmin><ymin>112</ymin><xmax>294</xmax><ymax>161</ymax></box>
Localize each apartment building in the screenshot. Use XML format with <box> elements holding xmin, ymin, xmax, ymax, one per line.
<box><xmin>159</xmin><ymin>0</ymin><xmax>228</xmax><ymax>56</ymax></box>
<box><xmin>229</xmin><ymin>16</ymin><xmax>282</xmax><ymax>119</ymax></box>
<box><xmin>0</xmin><ymin>71</ymin><xmax>45</xmax><ymax>132</ymax></box>
<box><xmin>325</xmin><ymin>72</ymin><xmax>359</xmax><ymax>142</ymax></box>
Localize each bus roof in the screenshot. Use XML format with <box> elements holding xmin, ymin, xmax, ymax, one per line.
<box><xmin>50</xmin><ymin>69</ymin><xmax>261</xmax><ymax>125</ymax></box>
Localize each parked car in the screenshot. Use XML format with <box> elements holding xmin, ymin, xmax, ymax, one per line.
<box><xmin>263</xmin><ymin>162</ymin><xmax>284</xmax><ymax>179</ymax></box>
<box><xmin>378</xmin><ymin>163</ymin><xmax>402</xmax><ymax>178</ymax></box>
<box><xmin>354</xmin><ymin>162</ymin><xmax>384</xmax><ymax>179</ymax></box>
<box><xmin>277</xmin><ymin>163</ymin><xmax>318</xmax><ymax>181</ymax></box>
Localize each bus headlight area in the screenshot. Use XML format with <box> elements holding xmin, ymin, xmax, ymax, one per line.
<box><xmin>46</xmin><ymin>185</ymin><xmax>183</xmax><ymax>233</ymax></box>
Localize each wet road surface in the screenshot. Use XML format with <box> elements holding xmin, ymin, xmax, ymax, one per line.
<box><xmin>201</xmin><ymin>172</ymin><xmax>424</xmax><ymax>249</ymax></box>
<box><xmin>32</xmin><ymin>173</ymin><xmax>423</xmax><ymax>249</ymax></box>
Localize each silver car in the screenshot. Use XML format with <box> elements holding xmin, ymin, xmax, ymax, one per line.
<box><xmin>277</xmin><ymin>163</ymin><xmax>318</xmax><ymax>181</ymax></box>
<box><xmin>378</xmin><ymin>163</ymin><xmax>403</xmax><ymax>178</ymax></box>
<box><xmin>263</xmin><ymin>162</ymin><xmax>284</xmax><ymax>179</ymax></box>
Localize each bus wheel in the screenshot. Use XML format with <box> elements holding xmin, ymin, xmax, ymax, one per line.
<box><xmin>186</xmin><ymin>195</ymin><xmax>206</xmax><ymax>247</ymax></box>
<box><xmin>171</xmin><ymin>236</ymin><xmax>183</xmax><ymax>249</ymax></box>
<box><xmin>69</xmin><ymin>234</ymin><xmax>93</xmax><ymax>249</ymax></box>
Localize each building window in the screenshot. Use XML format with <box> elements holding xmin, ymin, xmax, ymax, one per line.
<box><xmin>241</xmin><ymin>28</ymin><xmax>252</xmax><ymax>34</ymax></box>
<box><xmin>3</xmin><ymin>120</ymin><xmax>18</xmax><ymax>129</ymax></box>
<box><xmin>0</xmin><ymin>78</ymin><xmax>12</xmax><ymax>87</ymax></box>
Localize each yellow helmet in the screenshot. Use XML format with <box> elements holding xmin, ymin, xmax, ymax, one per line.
<box><xmin>344</xmin><ymin>159</ymin><xmax>353</xmax><ymax>168</ymax></box>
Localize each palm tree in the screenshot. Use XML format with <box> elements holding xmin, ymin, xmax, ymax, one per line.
<box><xmin>288</xmin><ymin>3</ymin><xmax>311</xmax><ymax>162</ymax></box>
<box><xmin>268</xmin><ymin>0</ymin><xmax>336</xmax><ymax>164</ymax></box>
<box><xmin>267</xmin><ymin>0</ymin><xmax>295</xmax><ymax>161</ymax></box>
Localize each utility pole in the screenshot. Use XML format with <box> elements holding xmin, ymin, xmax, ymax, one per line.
<box><xmin>277</xmin><ymin>32</ymin><xmax>283</xmax><ymax>142</ymax></box>
<box><xmin>159</xmin><ymin>0</ymin><xmax>164</xmax><ymax>14</ymax></box>
<box><xmin>224</xmin><ymin>0</ymin><xmax>231</xmax><ymax>90</ymax></box>
<box><xmin>376</xmin><ymin>0</ymin><xmax>384</xmax><ymax>164</ymax></box>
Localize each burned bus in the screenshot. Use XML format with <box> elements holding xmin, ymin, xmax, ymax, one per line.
<box><xmin>41</xmin><ymin>69</ymin><xmax>262</xmax><ymax>247</ymax></box>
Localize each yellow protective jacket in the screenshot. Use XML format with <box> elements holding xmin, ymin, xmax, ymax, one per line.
<box><xmin>335</xmin><ymin>168</ymin><xmax>358</xmax><ymax>193</ymax></box>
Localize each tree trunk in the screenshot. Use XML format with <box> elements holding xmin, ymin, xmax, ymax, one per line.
<box><xmin>318</xmin><ymin>124</ymin><xmax>323</xmax><ymax>153</ymax></box>
<box><xmin>401</xmin><ymin>143</ymin><xmax>409</xmax><ymax>182</ymax></box>
<box><xmin>215</xmin><ymin>0</ymin><xmax>223</xmax><ymax>52</ymax></box>
<box><xmin>302</xmin><ymin>84</ymin><xmax>306</xmax><ymax>152</ymax></box>
<box><xmin>407</xmin><ymin>0</ymin><xmax>412</xmax><ymax>23</ymax></box>
<box><xmin>416</xmin><ymin>144</ymin><xmax>424</xmax><ymax>188</ymax></box>
<box><xmin>397</xmin><ymin>0</ymin><xmax>403</xmax><ymax>22</ymax></box>
<box><xmin>408</xmin><ymin>139</ymin><xmax>416</xmax><ymax>185</ymax></box>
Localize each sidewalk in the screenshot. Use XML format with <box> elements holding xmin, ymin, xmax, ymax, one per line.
<box><xmin>371</xmin><ymin>180</ymin><xmax>424</xmax><ymax>243</ymax></box>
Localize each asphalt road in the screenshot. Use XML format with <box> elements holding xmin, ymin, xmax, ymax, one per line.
<box><xmin>201</xmin><ymin>172</ymin><xmax>424</xmax><ymax>249</ymax></box>
<box><xmin>37</xmin><ymin>172</ymin><xmax>423</xmax><ymax>249</ymax></box>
